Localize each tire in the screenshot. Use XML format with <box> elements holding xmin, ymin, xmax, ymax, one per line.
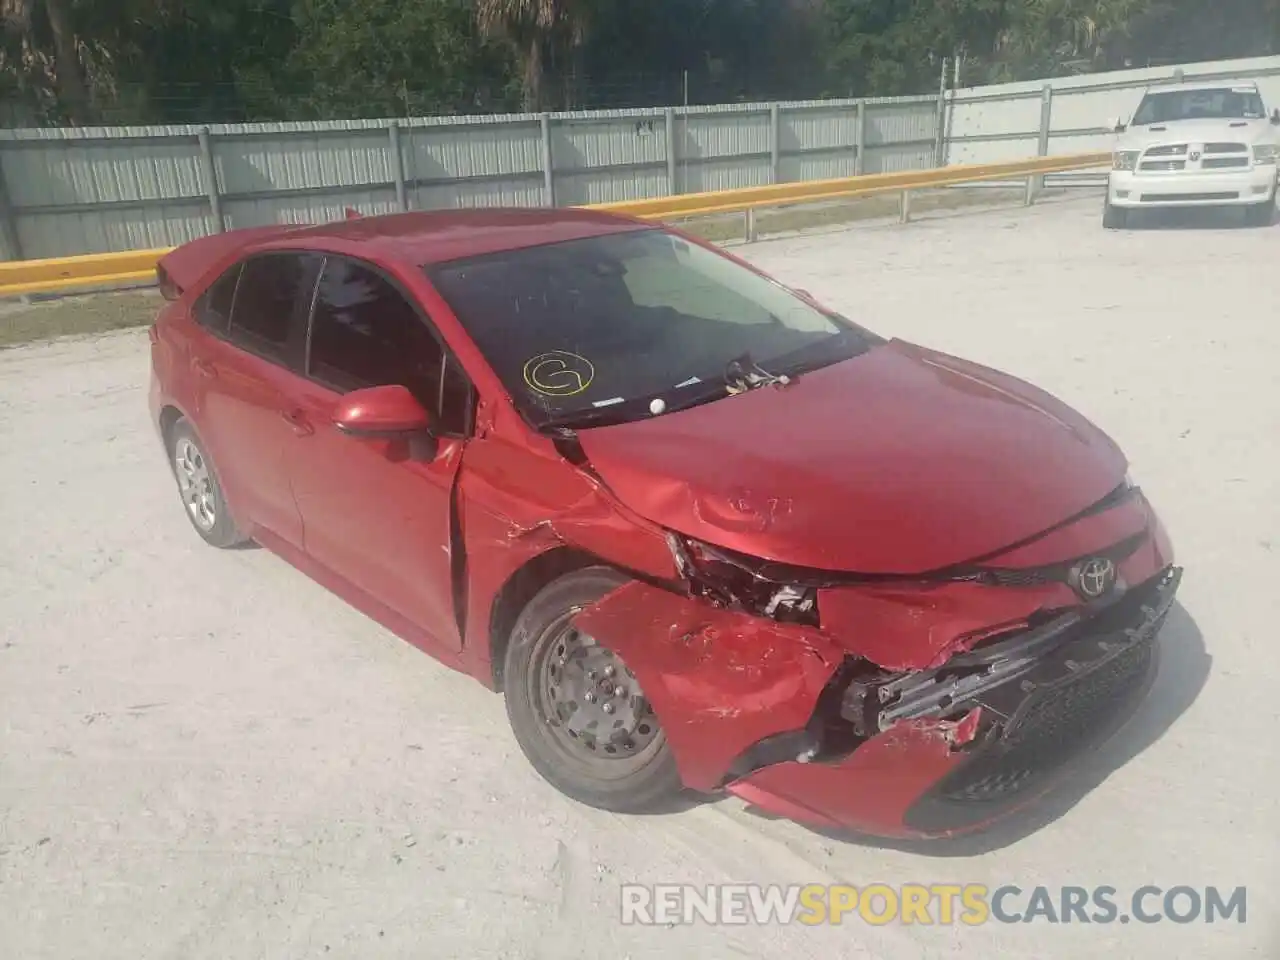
<box><xmin>1243</xmin><ymin>197</ymin><xmax>1276</xmax><ymax>227</ymax></box>
<box><xmin>1103</xmin><ymin>198</ymin><xmax>1128</xmax><ymax>229</ymax></box>
<box><xmin>167</xmin><ymin>418</ymin><xmax>247</xmax><ymax>549</ymax></box>
<box><xmin>503</xmin><ymin>565</ymin><xmax>685</xmax><ymax>812</ymax></box>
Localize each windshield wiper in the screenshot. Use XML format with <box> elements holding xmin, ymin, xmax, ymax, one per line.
<box><xmin>536</xmin><ymin>352</ymin><xmax>802</xmax><ymax>434</ymax></box>
<box><xmin>724</xmin><ymin>352</ymin><xmax>791</xmax><ymax>393</ymax></box>
<box><xmin>539</xmin><ymin>377</ymin><xmax>733</xmax><ymax>433</ymax></box>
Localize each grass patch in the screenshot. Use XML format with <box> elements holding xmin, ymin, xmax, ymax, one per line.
<box><xmin>0</xmin><ymin>289</ymin><xmax>161</xmax><ymax>349</ymax></box>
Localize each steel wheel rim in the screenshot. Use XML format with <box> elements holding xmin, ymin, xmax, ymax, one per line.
<box><xmin>528</xmin><ymin>612</ymin><xmax>665</xmax><ymax>780</ymax></box>
<box><xmin>173</xmin><ymin>437</ymin><xmax>217</xmax><ymax>532</ymax></box>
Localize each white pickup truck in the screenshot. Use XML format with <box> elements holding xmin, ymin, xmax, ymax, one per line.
<box><xmin>1104</xmin><ymin>81</ymin><xmax>1280</xmax><ymax>228</ymax></box>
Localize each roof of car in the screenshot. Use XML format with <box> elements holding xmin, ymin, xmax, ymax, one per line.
<box><xmin>1143</xmin><ymin>80</ymin><xmax>1259</xmax><ymax>94</ymax></box>
<box><xmin>255</xmin><ymin>206</ymin><xmax>655</xmax><ymax>266</ymax></box>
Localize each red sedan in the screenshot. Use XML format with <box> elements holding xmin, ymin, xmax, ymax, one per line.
<box><xmin>147</xmin><ymin>208</ymin><xmax>1181</xmax><ymax>839</ymax></box>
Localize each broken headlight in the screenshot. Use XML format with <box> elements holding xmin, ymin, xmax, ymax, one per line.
<box><xmin>666</xmin><ymin>533</ymin><xmax>818</xmax><ymax>624</ymax></box>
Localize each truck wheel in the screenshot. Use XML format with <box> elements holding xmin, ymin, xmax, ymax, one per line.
<box><xmin>1103</xmin><ymin>199</ymin><xmax>1128</xmax><ymax>229</ymax></box>
<box><xmin>502</xmin><ymin>566</ymin><xmax>685</xmax><ymax>813</ymax></box>
<box><xmin>1244</xmin><ymin>199</ymin><xmax>1276</xmax><ymax>227</ymax></box>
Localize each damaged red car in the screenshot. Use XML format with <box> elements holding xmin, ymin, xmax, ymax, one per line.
<box><xmin>148</xmin><ymin>208</ymin><xmax>1181</xmax><ymax>839</ymax></box>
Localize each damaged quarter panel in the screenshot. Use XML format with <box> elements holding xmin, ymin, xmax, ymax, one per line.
<box><xmin>571</xmin><ymin>580</ymin><xmax>845</xmax><ymax>792</ymax></box>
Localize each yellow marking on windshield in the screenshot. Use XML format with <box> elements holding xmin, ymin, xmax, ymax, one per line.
<box><xmin>523</xmin><ymin>351</ymin><xmax>596</xmax><ymax>397</ymax></box>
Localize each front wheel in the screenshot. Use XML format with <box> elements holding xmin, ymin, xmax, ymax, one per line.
<box><xmin>1103</xmin><ymin>198</ymin><xmax>1128</xmax><ymax>229</ymax></box>
<box><xmin>503</xmin><ymin>566</ymin><xmax>684</xmax><ymax>812</ymax></box>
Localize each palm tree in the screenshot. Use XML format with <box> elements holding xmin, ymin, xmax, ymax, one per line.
<box><xmin>1</xmin><ymin>0</ymin><xmax>92</xmax><ymax>123</ymax></box>
<box><xmin>474</xmin><ymin>0</ymin><xmax>591</xmax><ymax>111</ymax></box>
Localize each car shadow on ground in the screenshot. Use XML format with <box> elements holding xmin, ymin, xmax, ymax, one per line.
<box><xmin>744</xmin><ymin>601</ymin><xmax>1210</xmax><ymax>856</ymax></box>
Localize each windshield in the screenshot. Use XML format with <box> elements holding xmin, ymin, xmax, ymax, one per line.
<box><xmin>1131</xmin><ymin>87</ymin><xmax>1266</xmax><ymax>125</ymax></box>
<box><xmin>427</xmin><ymin>228</ymin><xmax>878</xmax><ymax>429</ymax></box>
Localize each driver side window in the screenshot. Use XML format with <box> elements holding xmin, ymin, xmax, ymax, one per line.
<box><xmin>306</xmin><ymin>256</ymin><xmax>474</xmax><ymax>436</ymax></box>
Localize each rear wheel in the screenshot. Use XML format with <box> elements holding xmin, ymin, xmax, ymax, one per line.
<box><xmin>1103</xmin><ymin>198</ymin><xmax>1128</xmax><ymax>229</ymax></box>
<box><xmin>168</xmin><ymin>418</ymin><xmax>247</xmax><ymax>548</ymax></box>
<box><xmin>1243</xmin><ymin>197</ymin><xmax>1277</xmax><ymax>227</ymax></box>
<box><xmin>503</xmin><ymin>566</ymin><xmax>684</xmax><ymax>812</ymax></box>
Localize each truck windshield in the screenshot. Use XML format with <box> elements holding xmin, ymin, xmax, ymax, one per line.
<box><xmin>1132</xmin><ymin>88</ymin><xmax>1266</xmax><ymax>125</ymax></box>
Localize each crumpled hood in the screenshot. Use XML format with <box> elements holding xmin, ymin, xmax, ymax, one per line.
<box><xmin>576</xmin><ymin>340</ymin><xmax>1128</xmax><ymax>574</ymax></box>
<box><xmin>1116</xmin><ymin>117</ymin><xmax>1276</xmax><ymax>149</ymax></box>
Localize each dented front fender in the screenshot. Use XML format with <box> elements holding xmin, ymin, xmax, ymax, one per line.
<box><xmin>572</xmin><ymin>580</ymin><xmax>845</xmax><ymax>792</ymax></box>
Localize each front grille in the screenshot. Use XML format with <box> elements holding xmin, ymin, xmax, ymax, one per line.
<box><xmin>1140</xmin><ymin>191</ymin><xmax>1239</xmax><ymax>202</ymax></box>
<box><xmin>968</xmin><ymin>567</ymin><xmax>1053</xmax><ymax>588</ymax></box>
<box><xmin>1202</xmin><ymin>157</ymin><xmax>1250</xmax><ymax>169</ymax></box>
<box><xmin>901</xmin><ymin>566</ymin><xmax>1180</xmax><ymax>833</ymax></box>
<box><xmin>1140</xmin><ymin>160</ymin><xmax>1186</xmax><ymax>171</ymax></box>
<box><xmin>936</xmin><ymin>635</ymin><xmax>1156</xmax><ymax>803</ymax></box>
<box><xmin>1144</xmin><ymin>144</ymin><xmax>1187</xmax><ymax>157</ymax></box>
<box><xmin>1204</xmin><ymin>142</ymin><xmax>1247</xmax><ymax>153</ymax></box>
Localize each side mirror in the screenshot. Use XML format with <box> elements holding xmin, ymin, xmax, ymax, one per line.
<box><xmin>1107</xmin><ymin>117</ymin><xmax>1126</xmax><ymax>133</ymax></box>
<box><xmin>1271</xmin><ymin>108</ymin><xmax>1280</xmax><ymax>125</ymax></box>
<box><xmin>333</xmin><ymin>384</ymin><xmax>438</xmax><ymax>457</ymax></box>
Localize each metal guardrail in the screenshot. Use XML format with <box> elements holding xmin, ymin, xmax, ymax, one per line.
<box><xmin>591</xmin><ymin>151</ymin><xmax>1111</xmax><ymax>240</ymax></box>
<box><xmin>589</xmin><ymin>152</ymin><xmax>1109</xmax><ymax>219</ymax></box>
<box><xmin>0</xmin><ymin>151</ymin><xmax>1110</xmax><ymax>299</ymax></box>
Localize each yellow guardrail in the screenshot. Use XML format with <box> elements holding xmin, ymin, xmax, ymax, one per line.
<box><xmin>587</xmin><ymin>152</ymin><xmax>1111</xmax><ymax>220</ymax></box>
<box><xmin>0</xmin><ymin>246</ymin><xmax>174</xmax><ymax>297</ymax></box>
<box><xmin>0</xmin><ymin>152</ymin><xmax>1110</xmax><ymax>299</ymax></box>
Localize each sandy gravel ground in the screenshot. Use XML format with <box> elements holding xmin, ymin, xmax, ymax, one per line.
<box><xmin>1</xmin><ymin>195</ymin><xmax>1277</xmax><ymax>959</ymax></box>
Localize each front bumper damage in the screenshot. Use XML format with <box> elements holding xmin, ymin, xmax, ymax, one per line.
<box><xmin>572</xmin><ymin>558</ymin><xmax>1182</xmax><ymax>839</ymax></box>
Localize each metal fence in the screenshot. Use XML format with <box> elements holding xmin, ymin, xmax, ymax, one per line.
<box><xmin>2</xmin><ymin>53</ymin><xmax>1279</xmax><ymax>262</ymax></box>
<box><xmin>944</xmin><ymin>53</ymin><xmax>1280</xmax><ymax>172</ymax></box>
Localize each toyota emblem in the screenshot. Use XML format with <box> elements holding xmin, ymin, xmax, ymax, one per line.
<box><xmin>1073</xmin><ymin>557</ymin><xmax>1117</xmax><ymax>600</ymax></box>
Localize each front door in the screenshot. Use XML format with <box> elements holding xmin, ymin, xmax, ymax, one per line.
<box><xmin>285</xmin><ymin>255</ymin><xmax>476</xmax><ymax>652</ymax></box>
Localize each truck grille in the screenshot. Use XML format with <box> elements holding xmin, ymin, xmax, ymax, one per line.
<box><xmin>1201</xmin><ymin>157</ymin><xmax>1250</xmax><ymax>169</ymax></box>
<box><xmin>1204</xmin><ymin>142</ymin><xmax>1247</xmax><ymax>153</ymax></box>
<box><xmin>1140</xmin><ymin>191</ymin><xmax>1239</xmax><ymax>202</ymax></box>
<box><xmin>1139</xmin><ymin>159</ymin><xmax>1186</xmax><ymax>171</ymax></box>
<box><xmin>1143</xmin><ymin>144</ymin><xmax>1186</xmax><ymax>157</ymax></box>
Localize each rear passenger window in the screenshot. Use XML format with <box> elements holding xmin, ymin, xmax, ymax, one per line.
<box><xmin>195</xmin><ymin>263</ymin><xmax>241</xmax><ymax>334</ymax></box>
<box><xmin>228</xmin><ymin>254</ymin><xmax>315</xmax><ymax>362</ymax></box>
<box><xmin>308</xmin><ymin>257</ymin><xmax>473</xmax><ymax>435</ymax></box>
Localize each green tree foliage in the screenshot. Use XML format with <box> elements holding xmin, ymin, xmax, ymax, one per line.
<box><xmin>1</xmin><ymin>0</ymin><xmax>1278</xmax><ymax>125</ymax></box>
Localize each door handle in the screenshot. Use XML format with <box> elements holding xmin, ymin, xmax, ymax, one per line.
<box><xmin>280</xmin><ymin>408</ymin><xmax>314</xmax><ymax>436</ymax></box>
<box><xmin>193</xmin><ymin>358</ymin><xmax>217</xmax><ymax>379</ymax></box>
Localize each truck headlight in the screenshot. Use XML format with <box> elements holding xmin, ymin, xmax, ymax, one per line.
<box><xmin>1253</xmin><ymin>144</ymin><xmax>1278</xmax><ymax>165</ymax></box>
<box><xmin>1113</xmin><ymin>150</ymin><xmax>1139</xmax><ymax>171</ymax></box>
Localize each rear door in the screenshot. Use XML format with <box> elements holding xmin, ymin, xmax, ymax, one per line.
<box><xmin>187</xmin><ymin>251</ymin><xmax>321</xmax><ymax>546</ymax></box>
<box><xmin>285</xmin><ymin>255</ymin><xmax>476</xmax><ymax>650</ymax></box>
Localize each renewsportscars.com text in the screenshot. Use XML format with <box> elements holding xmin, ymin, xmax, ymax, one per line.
<box><xmin>620</xmin><ymin>883</ymin><xmax>1248</xmax><ymax>926</ymax></box>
